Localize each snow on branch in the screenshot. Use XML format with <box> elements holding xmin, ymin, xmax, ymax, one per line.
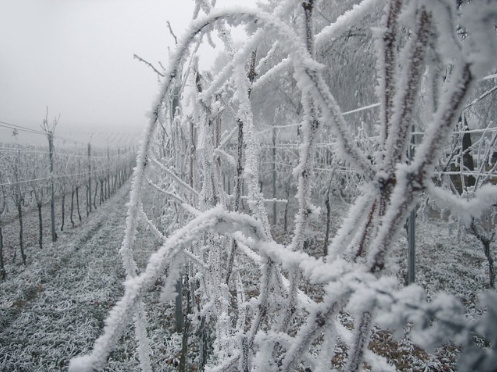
<box><xmin>213</xmin><ymin>148</ymin><xmax>236</xmax><ymax>168</ymax></box>
<box><xmin>69</xmin><ymin>206</ymin><xmax>267</xmax><ymax>371</ymax></box>
<box><xmin>147</xmin><ymin>179</ymin><xmax>200</xmax><ymax>216</ymax></box>
<box><xmin>411</xmin><ymin>62</ymin><xmax>473</xmax><ymax>176</ymax></box>
<box><xmin>151</xmin><ymin>157</ymin><xmax>199</xmax><ymax>196</ymax></box>
<box><xmin>315</xmin><ymin>0</ymin><xmax>383</xmax><ymax>46</ymax></box>
<box><xmin>139</xmin><ymin>206</ymin><xmax>165</xmax><ymax>242</ymax></box>
<box><xmin>426</xmin><ymin>182</ymin><xmax>497</xmax><ymax>222</ymax></box>
<box><xmin>383</xmin><ymin>7</ymin><xmax>432</xmax><ymax>172</ymax></box>
<box><xmin>69</xmin><ymin>0</ymin><xmax>497</xmax><ymax>370</ymax></box>
<box><xmin>200</xmin><ymin>0</ymin><xmax>302</xmax><ymax>101</ymax></box>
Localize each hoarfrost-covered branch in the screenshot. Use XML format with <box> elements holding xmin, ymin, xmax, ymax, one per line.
<box><xmin>70</xmin><ymin>206</ymin><xmax>267</xmax><ymax>370</ymax></box>
<box><xmin>70</xmin><ymin>0</ymin><xmax>497</xmax><ymax>370</ymax></box>
<box><xmin>427</xmin><ymin>182</ymin><xmax>497</xmax><ymax>221</ymax></box>
<box><xmin>151</xmin><ymin>157</ymin><xmax>199</xmax><ymax>196</ymax></box>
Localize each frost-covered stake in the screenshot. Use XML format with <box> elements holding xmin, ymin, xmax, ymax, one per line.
<box><xmin>41</xmin><ymin>108</ymin><xmax>59</xmax><ymax>243</ymax></box>
<box><xmin>86</xmin><ymin>143</ymin><xmax>91</xmax><ymax>216</ymax></box>
<box><xmin>0</xmin><ymin>176</ymin><xmax>6</xmax><ymax>280</ymax></box>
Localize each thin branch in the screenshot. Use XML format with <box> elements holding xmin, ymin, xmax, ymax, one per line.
<box><xmin>150</xmin><ymin>157</ymin><xmax>199</xmax><ymax>196</ymax></box>
<box><xmin>167</xmin><ymin>21</ymin><xmax>178</xmax><ymax>45</ymax></box>
<box><xmin>133</xmin><ymin>54</ymin><xmax>165</xmax><ymax>77</ymax></box>
<box><xmin>464</xmin><ymin>84</ymin><xmax>497</xmax><ymax>109</ymax></box>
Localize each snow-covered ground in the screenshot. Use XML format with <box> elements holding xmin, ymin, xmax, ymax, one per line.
<box><xmin>0</xmin><ymin>184</ymin><xmax>492</xmax><ymax>371</ymax></box>
<box><xmin>2</xmin><ymin>185</ymin><xmax>147</xmax><ymax>371</ymax></box>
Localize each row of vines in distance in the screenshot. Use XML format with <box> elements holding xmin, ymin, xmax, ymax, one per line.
<box><xmin>0</xmin><ymin>138</ymin><xmax>136</xmax><ymax>280</ymax></box>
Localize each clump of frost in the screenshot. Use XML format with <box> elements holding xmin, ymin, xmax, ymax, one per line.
<box><xmin>68</xmin><ymin>355</ymin><xmax>95</xmax><ymax>372</ymax></box>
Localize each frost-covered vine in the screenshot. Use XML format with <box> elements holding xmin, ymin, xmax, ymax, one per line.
<box><xmin>70</xmin><ymin>0</ymin><xmax>497</xmax><ymax>371</ymax></box>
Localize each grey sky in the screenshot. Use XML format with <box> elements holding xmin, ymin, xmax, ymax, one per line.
<box><xmin>0</xmin><ymin>0</ymin><xmax>202</xmax><ymax>146</ymax></box>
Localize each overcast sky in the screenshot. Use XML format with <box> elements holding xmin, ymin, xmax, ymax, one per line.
<box><xmin>0</xmin><ymin>0</ymin><xmax>243</xmax><ymax>147</ymax></box>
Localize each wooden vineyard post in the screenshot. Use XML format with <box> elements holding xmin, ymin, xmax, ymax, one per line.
<box><xmin>272</xmin><ymin>125</ymin><xmax>277</xmax><ymax>225</ymax></box>
<box><xmin>407</xmin><ymin>124</ymin><xmax>416</xmax><ymax>285</ymax></box>
<box><xmin>87</xmin><ymin>143</ymin><xmax>92</xmax><ymax>215</ymax></box>
<box><xmin>42</xmin><ymin>109</ymin><xmax>59</xmax><ymax>243</ymax></box>
<box><xmin>48</xmin><ymin>131</ymin><xmax>57</xmax><ymax>242</ymax></box>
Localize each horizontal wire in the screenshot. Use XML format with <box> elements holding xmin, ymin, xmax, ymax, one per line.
<box><xmin>0</xmin><ymin>119</ymin><xmax>138</xmax><ymax>149</ymax></box>
<box><xmin>0</xmin><ymin>146</ymin><xmax>133</xmax><ymax>160</ymax></box>
<box><xmin>0</xmin><ymin>164</ymin><xmax>132</xmax><ymax>188</ymax></box>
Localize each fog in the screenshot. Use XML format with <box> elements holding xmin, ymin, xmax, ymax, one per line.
<box><xmin>0</xmin><ymin>0</ymin><xmax>201</xmax><ymax>146</ymax></box>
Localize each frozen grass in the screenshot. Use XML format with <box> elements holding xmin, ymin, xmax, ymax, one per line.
<box><xmin>0</xmin><ymin>184</ymin><xmax>493</xmax><ymax>371</ymax></box>
<box><xmin>268</xmin><ymin>194</ymin><xmax>492</xmax><ymax>372</ymax></box>
<box><xmin>0</xmin><ymin>181</ymin><xmax>187</xmax><ymax>371</ymax></box>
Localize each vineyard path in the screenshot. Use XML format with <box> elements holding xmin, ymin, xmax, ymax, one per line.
<box><xmin>0</xmin><ymin>182</ymin><xmax>134</xmax><ymax>371</ymax></box>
